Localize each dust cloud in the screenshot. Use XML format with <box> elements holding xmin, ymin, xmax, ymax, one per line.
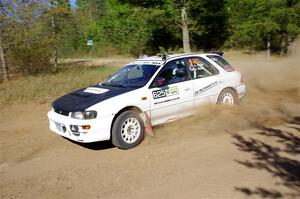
<box><xmin>151</xmin><ymin>40</ymin><xmax>300</xmax><ymax>143</ymax></box>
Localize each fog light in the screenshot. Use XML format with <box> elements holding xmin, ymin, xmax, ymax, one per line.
<box><xmin>70</xmin><ymin>125</ymin><xmax>79</xmax><ymax>132</ymax></box>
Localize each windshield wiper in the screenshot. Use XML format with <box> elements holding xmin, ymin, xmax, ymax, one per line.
<box><xmin>105</xmin><ymin>83</ymin><xmax>128</xmax><ymax>88</ymax></box>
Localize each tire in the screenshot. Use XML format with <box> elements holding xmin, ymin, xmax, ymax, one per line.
<box><xmin>217</xmin><ymin>88</ymin><xmax>238</xmax><ymax>105</ymax></box>
<box><xmin>111</xmin><ymin>111</ymin><xmax>145</xmax><ymax>150</ymax></box>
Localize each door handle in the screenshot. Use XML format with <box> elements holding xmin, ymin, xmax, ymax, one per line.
<box><xmin>184</xmin><ymin>88</ymin><xmax>191</xmax><ymax>91</ymax></box>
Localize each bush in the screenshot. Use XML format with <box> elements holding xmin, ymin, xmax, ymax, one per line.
<box><xmin>12</xmin><ymin>41</ymin><xmax>52</xmax><ymax>75</ymax></box>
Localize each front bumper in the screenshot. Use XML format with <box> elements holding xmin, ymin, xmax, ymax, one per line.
<box><xmin>47</xmin><ymin>110</ymin><xmax>113</xmax><ymax>143</ymax></box>
<box><xmin>236</xmin><ymin>83</ymin><xmax>246</xmax><ymax>99</ymax></box>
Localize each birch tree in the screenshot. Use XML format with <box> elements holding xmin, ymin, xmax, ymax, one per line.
<box><xmin>0</xmin><ymin>0</ymin><xmax>10</xmax><ymax>81</ymax></box>
<box><xmin>0</xmin><ymin>32</ymin><xmax>8</xmax><ymax>81</ymax></box>
<box><xmin>180</xmin><ymin>0</ymin><xmax>191</xmax><ymax>53</ymax></box>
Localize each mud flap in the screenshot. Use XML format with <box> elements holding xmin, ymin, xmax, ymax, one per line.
<box><xmin>235</xmin><ymin>90</ymin><xmax>240</xmax><ymax>105</ymax></box>
<box><xmin>144</xmin><ymin>112</ymin><xmax>154</xmax><ymax>137</ymax></box>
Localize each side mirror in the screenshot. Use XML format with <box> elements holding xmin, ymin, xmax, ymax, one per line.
<box><xmin>155</xmin><ymin>77</ymin><xmax>165</xmax><ymax>87</ymax></box>
<box><xmin>106</xmin><ymin>74</ymin><xmax>112</xmax><ymax>80</ymax></box>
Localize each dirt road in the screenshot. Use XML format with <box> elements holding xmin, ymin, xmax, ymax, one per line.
<box><xmin>1</xmin><ymin>44</ymin><xmax>300</xmax><ymax>198</ymax></box>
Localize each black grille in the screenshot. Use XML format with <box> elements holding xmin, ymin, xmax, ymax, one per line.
<box><xmin>54</xmin><ymin>108</ymin><xmax>69</xmax><ymax>116</ymax></box>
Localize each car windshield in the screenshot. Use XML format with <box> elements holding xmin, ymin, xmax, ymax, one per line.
<box><xmin>103</xmin><ymin>64</ymin><xmax>160</xmax><ymax>88</ymax></box>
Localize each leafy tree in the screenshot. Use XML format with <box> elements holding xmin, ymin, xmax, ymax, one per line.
<box><xmin>0</xmin><ymin>0</ymin><xmax>81</xmax><ymax>78</ymax></box>
<box><xmin>2</xmin><ymin>0</ymin><xmax>300</xmax><ymax>82</ymax></box>
<box><xmin>95</xmin><ymin>0</ymin><xmax>154</xmax><ymax>56</ymax></box>
<box><xmin>47</xmin><ymin>0</ymin><xmax>80</xmax><ymax>71</ymax></box>
<box><xmin>187</xmin><ymin>0</ymin><xmax>229</xmax><ymax>51</ymax></box>
<box><xmin>0</xmin><ymin>0</ymin><xmax>52</xmax><ymax>76</ymax></box>
<box><xmin>77</xmin><ymin>0</ymin><xmax>106</xmax><ymax>20</ymax></box>
<box><xmin>0</xmin><ymin>0</ymin><xmax>11</xmax><ymax>81</ymax></box>
<box><xmin>226</xmin><ymin>0</ymin><xmax>300</xmax><ymax>54</ymax></box>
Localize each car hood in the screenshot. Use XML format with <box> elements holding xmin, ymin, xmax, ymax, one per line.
<box><xmin>52</xmin><ymin>84</ymin><xmax>136</xmax><ymax>112</ymax></box>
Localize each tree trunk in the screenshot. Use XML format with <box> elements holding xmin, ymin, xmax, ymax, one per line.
<box><xmin>287</xmin><ymin>33</ymin><xmax>291</xmax><ymax>55</ymax></box>
<box><xmin>280</xmin><ymin>33</ymin><xmax>287</xmax><ymax>56</ymax></box>
<box><xmin>181</xmin><ymin>0</ymin><xmax>191</xmax><ymax>53</ymax></box>
<box><xmin>0</xmin><ymin>33</ymin><xmax>9</xmax><ymax>81</ymax></box>
<box><xmin>267</xmin><ymin>34</ymin><xmax>271</xmax><ymax>58</ymax></box>
<box><xmin>51</xmin><ymin>8</ymin><xmax>58</xmax><ymax>72</ymax></box>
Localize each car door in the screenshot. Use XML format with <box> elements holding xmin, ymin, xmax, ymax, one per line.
<box><xmin>185</xmin><ymin>56</ymin><xmax>221</xmax><ymax>106</ymax></box>
<box><xmin>149</xmin><ymin>58</ymin><xmax>194</xmax><ymax>125</ymax></box>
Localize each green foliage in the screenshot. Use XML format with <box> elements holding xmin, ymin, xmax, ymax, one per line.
<box><xmin>226</xmin><ymin>0</ymin><xmax>300</xmax><ymax>52</ymax></box>
<box><xmin>47</xmin><ymin>0</ymin><xmax>81</xmax><ymax>57</ymax></box>
<box><xmin>187</xmin><ymin>0</ymin><xmax>229</xmax><ymax>50</ymax></box>
<box><xmin>1</xmin><ymin>0</ymin><xmax>300</xmax><ymax>82</ymax></box>
<box><xmin>95</xmin><ymin>1</ymin><xmax>152</xmax><ymax>56</ymax></box>
<box><xmin>1</xmin><ymin>0</ymin><xmax>52</xmax><ymax>75</ymax></box>
<box><xmin>12</xmin><ymin>39</ymin><xmax>52</xmax><ymax>75</ymax></box>
<box><xmin>0</xmin><ymin>0</ymin><xmax>82</xmax><ymax>78</ymax></box>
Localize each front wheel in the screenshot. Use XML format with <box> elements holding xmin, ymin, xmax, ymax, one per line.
<box><xmin>217</xmin><ymin>88</ymin><xmax>238</xmax><ymax>105</ymax></box>
<box><xmin>111</xmin><ymin>111</ymin><xmax>145</xmax><ymax>150</ymax></box>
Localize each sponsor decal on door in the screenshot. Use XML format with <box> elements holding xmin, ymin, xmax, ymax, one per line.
<box><xmin>194</xmin><ymin>81</ymin><xmax>218</xmax><ymax>96</ymax></box>
<box><xmin>152</xmin><ymin>86</ymin><xmax>179</xmax><ymax>99</ymax></box>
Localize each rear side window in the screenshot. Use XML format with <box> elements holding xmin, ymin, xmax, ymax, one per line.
<box><xmin>186</xmin><ymin>57</ymin><xmax>219</xmax><ymax>79</ymax></box>
<box><xmin>207</xmin><ymin>55</ymin><xmax>235</xmax><ymax>72</ymax></box>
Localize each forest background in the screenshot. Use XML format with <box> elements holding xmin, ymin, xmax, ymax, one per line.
<box><xmin>1</xmin><ymin>0</ymin><xmax>300</xmax><ymax>80</ymax></box>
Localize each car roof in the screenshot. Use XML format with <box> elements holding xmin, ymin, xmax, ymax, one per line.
<box><xmin>131</xmin><ymin>53</ymin><xmax>222</xmax><ymax>65</ymax></box>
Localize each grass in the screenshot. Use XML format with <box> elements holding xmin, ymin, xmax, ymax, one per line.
<box><xmin>0</xmin><ymin>64</ymin><xmax>119</xmax><ymax>105</ymax></box>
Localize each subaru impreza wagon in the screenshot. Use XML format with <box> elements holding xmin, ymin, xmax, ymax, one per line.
<box><xmin>48</xmin><ymin>53</ymin><xmax>246</xmax><ymax>149</ymax></box>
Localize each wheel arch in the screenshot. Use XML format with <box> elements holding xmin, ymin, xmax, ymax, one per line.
<box><xmin>218</xmin><ymin>87</ymin><xmax>240</xmax><ymax>104</ymax></box>
<box><xmin>110</xmin><ymin>106</ymin><xmax>144</xmax><ymax>138</ymax></box>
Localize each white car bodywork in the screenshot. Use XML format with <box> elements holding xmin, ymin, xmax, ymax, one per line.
<box><xmin>48</xmin><ymin>53</ymin><xmax>246</xmax><ymax>143</ymax></box>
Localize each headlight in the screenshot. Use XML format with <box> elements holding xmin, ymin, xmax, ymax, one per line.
<box><xmin>83</xmin><ymin>111</ymin><xmax>97</xmax><ymax>119</ymax></box>
<box><xmin>71</xmin><ymin>111</ymin><xmax>97</xmax><ymax>120</ymax></box>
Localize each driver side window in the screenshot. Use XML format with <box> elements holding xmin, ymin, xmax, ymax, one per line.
<box><xmin>152</xmin><ymin>59</ymin><xmax>189</xmax><ymax>87</ymax></box>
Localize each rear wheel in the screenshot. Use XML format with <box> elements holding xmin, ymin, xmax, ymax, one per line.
<box><xmin>217</xmin><ymin>88</ymin><xmax>238</xmax><ymax>105</ymax></box>
<box><xmin>112</xmin><ymin>111</ymin><xmax>145</xmax><ymax>149</ymax></box>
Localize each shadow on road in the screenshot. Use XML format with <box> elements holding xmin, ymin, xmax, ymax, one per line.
<box><xmin>76</xmin><ymin>141</ymin><xmax>115</xmax><ymax>150</ymax></box>
<box><xmin>232</xmin><ymin>117</ymin><xmax>300</xmax><ymax>198</ymax></box>
<box><xmin>63</xmin><ymin>137</ymin><xmax>115</xmax><ymax>150</ymax></box>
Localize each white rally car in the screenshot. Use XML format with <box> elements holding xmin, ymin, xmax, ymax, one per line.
<box><xmin>48</xmin><ymin>53</ymin><xmax>246</xmax><ymax>149</ymax></box>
